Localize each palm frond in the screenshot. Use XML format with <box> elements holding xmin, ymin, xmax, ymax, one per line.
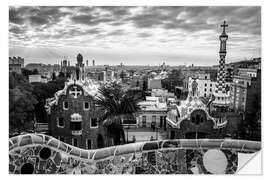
<box><xmin>95</xmin><ymin>82</ymin><xmax>139</xmax><ymax>126</ymax></box>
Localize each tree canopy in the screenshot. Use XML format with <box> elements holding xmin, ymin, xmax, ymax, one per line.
<box><xmin>95</xmin><ymin>82</ymin><xmax>139</xmax><ymax>145</ymax></box>
<box><xmin>95</xmin><ymin>82</ymin><xmax>139</xmax><ymax>123</ymax></box>
<box><xmin>31</xmin><ymin>76</ymin><xmax>67</xmax><ymax>122</ymax></box>
<box><xmin>9</xmin><ymin>72</ymin><xmax>37</xmax><ymax>134</ymax></box>
<box><xmin>162</xmin><ymin>69</ymin><xmax>184</xmax><ymax>93</ymax></box>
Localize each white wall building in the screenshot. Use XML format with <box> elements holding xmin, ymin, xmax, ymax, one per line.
<box><xmin>151</xmin><ymin>89</ymin><xmax>175</xmax><ymax>99</ymax></box>
<box><xmin>229</xmin><ymin>75</ymin><xmax>252</xmax><ymax>111</ymax></box>
<box><xmin>148</xmin><ymin>79</ymin><xmax>162</xmax><ymax>89</ymax></box>
<box><xmin>238</xmin><ymin>68</ymin><xmax>257</xmax><ymax>78</ymax></box>
<box><xmin>29</xmin><ymin>74</ymin><xmax>48</xmax><ymax>83</ymax></box>
<box><xmin>136</xmin><ymin>96</ymin><xmax>168</xmax><ymax>129</ymax></box>
<box><xmin>188</xmin><ymin>77</ymin><xmax>217</xmax><ymax>98</ymax></box>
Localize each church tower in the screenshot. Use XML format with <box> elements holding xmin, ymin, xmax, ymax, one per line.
<box><xmin>75</xmin><ymin>53</ymin><xmax>85</xmax><ymax>80</ymax></box>
<box><xmin>211</xmin><ymin>21</ymin><xmax>230</xmax><ymax>123</ymax></box>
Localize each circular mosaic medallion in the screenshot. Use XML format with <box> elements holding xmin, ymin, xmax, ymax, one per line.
<box><xmin>203</xmin><ymin>149</ymin><xmax>228</xmax><ymax>174</ymax></box>
<box><xmin>39</xmin><ymin>147</ymin><xmax>52</xmax><ymax>160</ymax></box>
<box><xmin>20</xmin><ymin>163</ymin><xmax>34</xmax><ymax>174</ymax></box>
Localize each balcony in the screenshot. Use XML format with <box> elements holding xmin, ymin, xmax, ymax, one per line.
<box><xmin>71</xmin><ymin>130</ymin><xmax>82</xmax><ymax>136</ymax></box>
<box><xmin>70</xmin><ymin>113</ymin><xmax>82</xmax><ymax>122</ymax></box>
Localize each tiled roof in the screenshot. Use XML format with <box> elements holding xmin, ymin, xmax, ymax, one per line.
<box><xmin>45</xmin><ymin>78</ymin><xmax>100</xmax><ymax>113</ymax></box>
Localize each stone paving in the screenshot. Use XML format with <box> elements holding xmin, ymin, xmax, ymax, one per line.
<box><xmin>9</xmin><ymin>134</ymin><xmax>261</xmax><ymax>174</ymax></box>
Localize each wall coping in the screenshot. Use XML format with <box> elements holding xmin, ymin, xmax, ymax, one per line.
<box><xmin>9</xmin><ymin>133</ymin><xmax>261</xmax><ymax>161</ymax></box>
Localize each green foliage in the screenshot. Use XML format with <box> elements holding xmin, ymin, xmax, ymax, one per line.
<box><xmin>33</xmin><ymin>69</ymin><xmax>39</xmax><ymax>75</ymax></box>
<box><xmin>9</xmin><ymin>72</ymin><xmax>37</xmax><ymax>134</ymax></box>
<box><xmin>21</xmin><ymin>68</ymin><xmax>35</xmax><ymax>78</ymax></box>
<box><xmin>162</xmin><ymin>69</ymin><xmax>184</xmax><ymax>93</ymax></box>
<box><xmin>238</xmin><ymin>93</ymin><xmax>261</xmax><ymax>141</ymax></box>
<box><xmin>32</xmin><ymin>76</ymin><xmax>67</xmax><ymax>122</ymax></box>
<box><xmin>244</xmin><ymin>93</ymin><xmax>261</xmax><ymax>140</ymax></box>
<box><xmin>95</xmin><ymin>82</ymin><xmax>139</xmax><ymax>145</ymax></box>
<box><xmin>58</xmin><ymin>72</ymin><xmax>65</xmax><ymax>78</ymax></box>
<box><xmin>119</xmin><ymin>71</ymin><xmax>126</xmax><ymax>81</ymax></box>
<box><xmin>96</xmin><ymin>82</ymin><xmax>139</xmax><ymax>121</ymax></box>
<box><xmin>52</xmin><ymin>72</ymin><xmax>56</xmax><ymax>81</ymax></box>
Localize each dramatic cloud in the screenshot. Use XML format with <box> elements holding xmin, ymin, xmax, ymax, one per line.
<box><xmin>9</xmin><ymin>6</ymin><xmax>261</xmax><ymax>66</ymax></box>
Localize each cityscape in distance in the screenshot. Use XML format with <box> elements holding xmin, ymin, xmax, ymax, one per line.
<box><xmin>9</xmin><ymin>6</ymin><xmax>261</xmax><ymax>175</ymax></box>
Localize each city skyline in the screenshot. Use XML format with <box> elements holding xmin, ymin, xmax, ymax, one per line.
<box><xmin>9</xmin><ymin>6</ymin><xmax>261</xmax><ymax>66</ymax></box>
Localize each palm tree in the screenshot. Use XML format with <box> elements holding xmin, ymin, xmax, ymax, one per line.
<box><xmin>95</xmin><ymin>82</ymin><xmax>139</xmax><ymax>146</ymax></box>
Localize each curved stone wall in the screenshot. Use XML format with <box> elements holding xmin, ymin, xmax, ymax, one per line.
<box><xmin>9</xmin><ymin>134</ymin><xmax>261</xmax><ymax>174</ymax></box>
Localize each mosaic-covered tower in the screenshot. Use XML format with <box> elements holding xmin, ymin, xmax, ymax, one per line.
<box><xmin>212</xmin><ymin>21</ymin><xmax>230</xmax><ymax>122</ymax></box>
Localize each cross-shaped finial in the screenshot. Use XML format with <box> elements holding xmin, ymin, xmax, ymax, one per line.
<box><xmin>69</xmin><ymin>86</ymin><xmax>82</xmax><ymax>98</ymax></box>
<box><xmin>221</xmin><ymin>20</ymin><xmax>228</xmax><ymax>33</ymax></box>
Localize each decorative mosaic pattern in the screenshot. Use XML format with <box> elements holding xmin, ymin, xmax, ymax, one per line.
<box><xmin>9</xmin><ymin>134</ymin><xmax>261</xmax><ymax>174</ymax></box>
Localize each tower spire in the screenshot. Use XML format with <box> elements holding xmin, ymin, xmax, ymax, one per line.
<box><xmin>217</xmin><ymin>20</ymin><xmax>229</xmax><ymax>94</ymax></box>
<box><xmin>210</xmin><ymin>21</ymin><xmax>230</xmax><ymax>131</ymax></box>
<box><xmin>212</xmin><ymin>20</ymin><xmax>230</xmax><ymax>107</ymax></box>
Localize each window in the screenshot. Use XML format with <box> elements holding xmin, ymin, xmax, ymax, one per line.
<box><xmin>123</xmin><ymin>116</ymin><xmax>136</xmax><ymax>124</ymax></box>
<box><xmin>204</xmin><ymin>94</ymin><xmax>206</xmax><ymax>97</ymax></box>
<box><xmin>84</xmin><ymin>102</ymin><xmax>90</xmax><ymax>110</ymax></box>
<box><xmin>205</xmin><ymin>76</ymin><xmax>207</xmax><ymax>80</ymax></box>
<box><xmin>86</xmin><ymin>139</ymin><xmax>92</xmax><ymax>149</ymax></box>
<box><xmin>58</xmin><ymin>136</ymin><xmax>64</xmax><ymax>142</ymax></box>
<box><xmin>219</xmin><ymin>128</ymin><xmax>222</xmax><ymax>134</ymax></box>
<box><xmin>57</xmin><ymin>117</ymin><xmax>64</xmax><ymax>127</ymax></box>
<box><xmin>63</xmin><ymin>101</ymin><xmax>68</xmax><ymax>110</ymax></box>
<box><xmin>205</xmin><ymin>88</ymin><xmax>207</xmax><ymax>92</ymax></box>
<box><xmin>200</xmin><ymin>117</ymin><xmax>204</xmax><ymax>123</ymax></box>
<box><xmin>70</xmin><ymin>122</ymin><xmax>82</xmax><ymax>130</ymax></box>
<box><xmin>205</xmin><ymin>83</ymin><xmax>207</xmax><ymax>86</ymax></box>
<box><xmin>210</xmin><ymin>84</ymin><xmax>212</xmax><ymax>87</ymax></box>
<box><xmin>195</xmin><ymin>114</ymin><xmax>200</xmax><ymax>125</ymax></box>
<box><xmin>142</xmin><ymin>116</ymin><xmax>146</xmax><ymax>127</ymax></box>
<box><xmin>191</xmin><ymin>117</ymin><xmax>195</xmax><ymax>123</ymax></box>
<box><xmin>152</xmin><ymin>116</ymin><xmax>156</xmax><ymax>123</ymax></box>
<box><xmin>72</xmin><ymin>138</ymin><xmax>78</xmax><ymax>147</ymax></box>
<box><xmin>90</xmin><ymin>118</ymin><xmax>98</xmax><ymax>128</ymax></box>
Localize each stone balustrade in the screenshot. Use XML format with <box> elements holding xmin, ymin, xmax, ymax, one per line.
<box><xmin>9</xmin><ymin>134</ymin><xmax>261</xmax><ymax>174</ymax></box>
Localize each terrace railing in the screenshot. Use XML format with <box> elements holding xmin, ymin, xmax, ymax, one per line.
<box><xmin>9</xmin><ymin>134</ymin><xmax>261</xmax><ymax>174</ymax></box>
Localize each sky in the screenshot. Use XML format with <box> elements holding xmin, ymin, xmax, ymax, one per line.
<box><xmin>9</xmin><ymin>6</ymin><xmax>261</xmax><ymax>66</ymax></box>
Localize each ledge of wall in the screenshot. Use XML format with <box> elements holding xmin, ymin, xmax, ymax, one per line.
<box><xmin>9</xmin><ymin>134</ymin><xmax>260</xmax><ymax>161</ymax></box>
<box><xmin>9</xmin><ymin>134</ymin><xmax>261</xmax><ymax>174</ymax></box>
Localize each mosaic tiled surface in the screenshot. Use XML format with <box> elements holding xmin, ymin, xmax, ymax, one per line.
<box><xmin>9</xmin><ymin>134</ymin><xmax>261</xmax><ymax>174</ymax></box>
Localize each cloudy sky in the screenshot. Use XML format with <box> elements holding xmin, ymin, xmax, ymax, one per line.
<box><xmin>9</xmin><ymin>6</ymin><xmax>261</xmax><ymax>66</ymax></box>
